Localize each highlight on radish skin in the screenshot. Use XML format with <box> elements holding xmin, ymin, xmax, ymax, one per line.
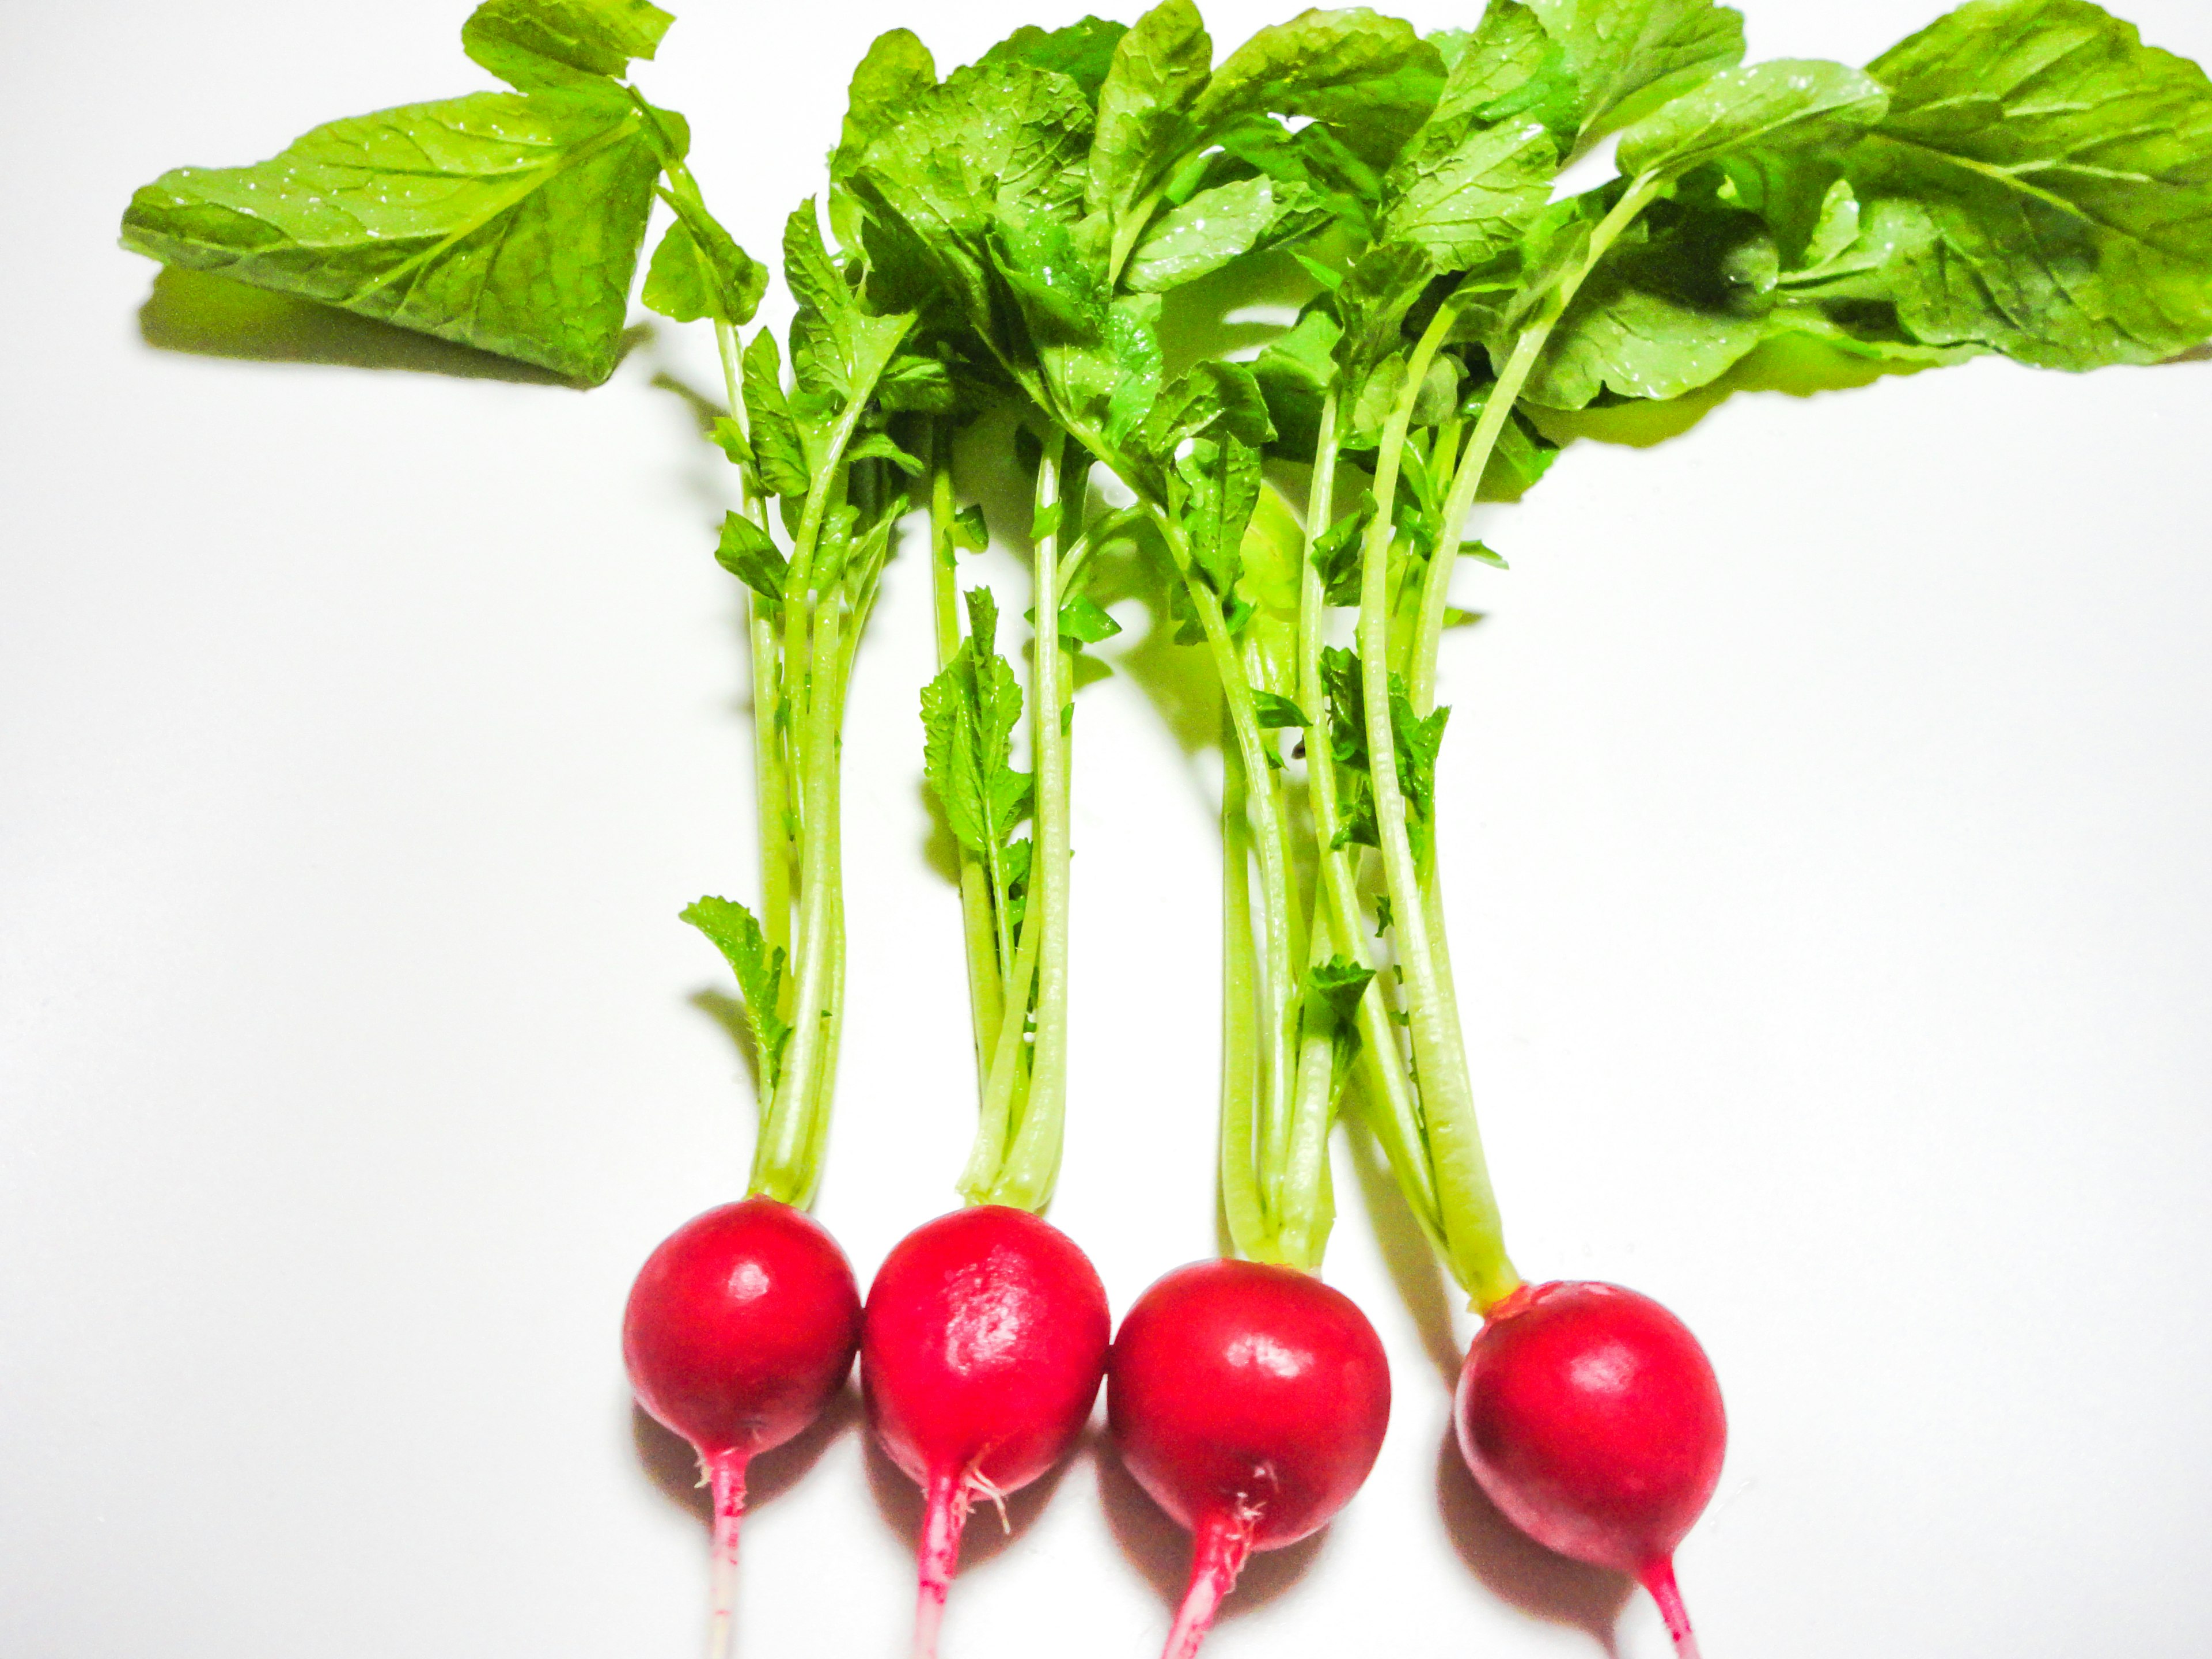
<box><xmin>862</xmin><ymin>1205</ymin><xmax>1111</xmax><ymax>1659</ymax></box>
<box><xmin>1108</xmin><ymin>1260</ymin><xmax>1392</xmax><ymax>1659</ymax></box>
<box><xmin>623</xmin><ymin>1198</ymin><xmax>863</xmax><ymax>1659</ymax></box>
<box><xmin>1455</xmin><ymin>1281</ymin><xmax>1726</xmax><ymax>1658</ymax></box>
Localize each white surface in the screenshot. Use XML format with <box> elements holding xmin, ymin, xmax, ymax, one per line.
<box><xmin>5</xmin><ymin>3</ymin><xmax>2211</xmax><ymax>1656</ymax></box>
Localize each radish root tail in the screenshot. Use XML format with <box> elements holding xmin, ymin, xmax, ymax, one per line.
<box><xmin>911</xmin><ymin>1468</ymin><xmax>975</xmax><ymax>1659</ymax></box>
<box><xmin>1161</xmin><ymin>1508</ymin><xmax>1258</xmax><ymax>1659</ymax></box>
<box><xmin>704</xmin><ymin>1453</ymin><xmax>749</xmax><ymax>1659</ymax></box>
<box><xmin>1641</xmin><ymin>1558</ymin><xmax>1704</xmax><ymax>1659</ymax></box>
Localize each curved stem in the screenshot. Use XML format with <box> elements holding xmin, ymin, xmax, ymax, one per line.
<box><xmin>1160</xmin><ymin>1510</ymin><xmax>1256</xmax><ymax>1659</ymax></box>
<box><xmin>1640</xmin><ymin>1558</ymin><xmax>1703</xmax><ymax>1659</ymax></box>
<box><xmin>912</xmin><ymin>1469</ymin><xmax>973</xmax><ymax>1659</ymax></box>
<box><xmin>703</xmin><ymin>1452</ymin><xmax>749</xmax><ymax>1659</ymax></box>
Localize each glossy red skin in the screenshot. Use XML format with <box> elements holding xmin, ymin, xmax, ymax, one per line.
<box><xmin>623</xmin><ymin>1197</ymin><xmax>862</xmax><ymax>1463</ymax></box>
<box><xmin>1108</xmin><ymin>1260</ymin><xmax>1391</xmax><ymax>1549</ymax></box>
<box><xmin>862</xmin><ymin>1206</ymin><xmax>1111</xmax><ymax>1491</ymax></box>
<box><xmin>1456</xmin><ymin>1281</ymin><xmax>1726</xmax><ymax>1575</ymax></box>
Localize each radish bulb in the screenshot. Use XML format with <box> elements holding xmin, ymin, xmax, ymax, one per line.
<box><xmin>1456</xmin><ymin>1281</ymin><xmax>1726</xmax><ymax>1657</ymax></box>
<box><xmin>862</xmin><ymin>1206</ymin><xmax>1110</xmax><ymax>1658</ymax></box>
<box><xmin>1108</xmin><ymin>1260</ymin><xmax>1392</xmax><ymax>1659</ymax></box>
<box><xmin>623</xmin><ymin>1198</ymin><xmax>862</xmax><ymax>1659</ymax></box>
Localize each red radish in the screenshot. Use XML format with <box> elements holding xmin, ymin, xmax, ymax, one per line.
<box><xmin>1108</xmin><ymin>1260</ymin><xmax>1392</xmax><ymax>1659</ymax></box>
<box><xmin>862</xmin><ymin>1205</ymin><xmax>1111</xmax><ymax>1658</ymax></box>
<box><xmin>1455</xmin><ymin>1281</ymin><xmax>1726</xmax><ymax>1658</ymax></box>
<box><xmin>624</xmin><ymin>1198</ymin><xmax>863</xmax><ymax>1659</ymax></box>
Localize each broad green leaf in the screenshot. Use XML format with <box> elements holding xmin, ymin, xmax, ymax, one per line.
<box><xmin>680</xmin><ymin>896</ymin><xmax>791</xmax><ymax>1086</ymax></box>
<box><xmin>1089</xmin><ymin>0</ymin><xmax>1216</xmax><ymax>231</ymax></box>
<box><xmin>834</xmin><ymin>29</ymin><xmax>937</xmax><ymax>177</ymax></box>
<box><xmin>1848</xmin><ymin>0</ymin><xmax>2212</xmax><ymax>369</ymax></box>
<box><xmin>1311</xmin><ymin>493</ymin><xmax>1376</xmax><ymax>606</ymax></box>
<box><xmin>847</xmin><ymin>432</ymin><xmax>926</xmax><ymax>476</ymax></box>
<box><xmin>1523</xmin><ymin>201</ymin><xmax>1778</xmax><ymax>406</ymax></box>
<box><xmin>994</xmin><ymin>211</ymin><xmax>1110</xmax><ymax>342</ymax></box>
<box><xmin>1255</xmin><ymin>690</ymin><xmax>1310</xmax><ymax>728</ymax></box>
<box><xmin>950</xmin><ymin>504</ymin><xmax>991</xmax><ymax>552</ymax></box>
<box><xmin>1617</xmin><ymin>59</ymin><xmax>1889</xmax><ymax>180</ymax></box>
<box><xmin>462</xmin><ymin>0</ymin><xmax>673</xmax><ymax>93</ymax></box>
<box><xmin>120</xmin><ymin>93</ymin><xmax>661</xmax><ymax>383</ymax></box>
<box><xmin>1187</xmin><ymin>9</ymin><xmax>1444</xmax><ymax>169</ymax></box>
<box><xmin>1124</xmin><ymin>176</ymin><xmax>1277</xmax><ymax>292</ymax></box>
<box><xmin>641</xmin><ymin>199</ymin><xmax>767</xmax><ymax>324</ymax></box>
<box><xmin>714</xmin><ymin>510</ymin><xmax>787</xmax><ymax>600</ymax></box>
<box><xmin>1527</xmin><ymin>0</ymin><xmax>1746</xmax><ymax>147</ymax></box>
<box><xmin>921</xmin><ymin>612</ymin><xmax>1032</xmax><ymax>864</ymax></box>
<box><xmin>982</xmin><ymin>16</ymin><xmax>1130</xmax><ymax>105</ymax></box>
<box><xmin>1402</xmin><ymin>0</ymin><xmax>1556</xmax><ymax>171</ymax></box>
<box><xmin>855</xmin><ymin>59</ymin><xmax>1091</xmax><ymax>246</ymax></box>
<box><xmin>1177</xmin><ymin>432</ymin><xmax>1264</xmax><ymax>597</ymax></box>
<box><xmin>1143</xmin><ymin>360</ymin><xmax>1277</xmax><ymax>460</ymax></box>
<box><xmin>1379</xmin><ymin>115</ymin><xmax>1555</xmax><ymax>270</ymax></box>
<box><xmin>1306</xmin><ymin>956</ymin><xmax>1376</xmax><ymax>1027</ymax></box>
<box><xmin>1333</xmin><ymin>238</ymin><xmax>1433</xmax><ymax>374</ymax></box>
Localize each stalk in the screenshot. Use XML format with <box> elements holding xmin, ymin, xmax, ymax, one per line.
<box><xmin>1344</xmin><ymin>176</ymin><xmax>1669</xmax><ymax>1306</ymax></box>
<box><xmin>1294</xmin><ymin>393</ymin><xmax>1444</xmax><ymax>1247</ymax></box>
<box><xmin>1354</xmin><ymin>300</ymin><xmax>1518</xmax><ymax>1309</ymax></box>
<box><xmin>929</xmin><ymin>428</ymin><xmax>1006</xmax><ymax>1076</ymax></box>
<box><xmin>988</xmin><ymin>433</ymin><xmax>1076</xmax><ymax>1209</ymax></box>
<box><xmin>1218</xmin><ymin>701</ymin><xmax>1269</xmax><ymax>1260</ymax></box>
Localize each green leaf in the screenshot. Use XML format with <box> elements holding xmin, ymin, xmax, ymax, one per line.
<box><xmin>120</xmin><ymin>92</ymin><xmax>662</xmax><ymax>383</ymax></box>
<box><xmin>1306</xmin><ymin>956</ymin><xmax>1377</xmax><ymax>1027</ymax></box>
<box><xmin>1254</xmin><ymin>690</ymin><xmax>1310</xmax><ymax>729</ymax></box>
<box><xmin>982</xmin><ymin>16</ymin><xmax>1130</xmax><ymax>105</ymax></box>
<box><xmin>1177</xmin><ymin>432</ymin><xmax>1263</xmax><ymax>598</ymax></box>
<box><xmin>1312</xmin><ymin>492</ymin><xmax>1377</xmax><ymax>607</ymax></box>
<box><xmin>1142</xmin><ymin>360</ymin><xmax>1277</xmax><ymax>464</ymax></box>
<box><xmin>714</xmin><ymin>511</ymin><xmax>787</xmax><ymax>601</ymax></box>
<box><xmin>921</xmin><ymin>598</ymin><xmax>1033</xmax><ymax>866</ymax></box>
<box><xmin>1522</xmin><ymin>199</ymin><xmax>1779</xmax><ymax>407</ymax></box>
<box><xmin>710</xmin><ymin>415</ymin><xmax>752</xmax><ymax>468</ymax></box>
<box><xmin>1057</xmin><ymin>592</ymin><xmax>1124</xmax><ymax>645</ymax></box>
<box><xmin>1527</xmin><ymin>0</ymin><xmax>1746</xmax><ymax>148</ymax></box>
<box><xmin>1032</xmin><ymin>499</ymin><xmax>1067</xmax><ymax>544</ymax></box>
<box><xmin>1089</xmin><ymin>0</ymin><xmax>1215</xmax><ymax>229</ymax></box>
<box><xmin>1187</xmin><ymin>9</ymin><xmax>1445</xmax><ymax>169</ymax></box>
<box><xmin>857</xmin><ymin>59</ymin><xmax>1092</xmax><ymax>247</ymax></box>
<box><xmin>642</xmin><ymin>200</ymin><xmax>768</xmax><ymax>325</ymax></box>
<box><xmin>680</xmin><ymin>895</ymin><xmax>792</xmax><ymax>1087</ymax></box>
<box><xmin>847</xmin><ymin>433</ymin><xmax>926</xmax><ymax>476</ymax></box>
<box><xmin>835</xmin><ymin>29</ymin><xmax>938</xmax><ymax>177</ymax></box>
<box><xmin>1381</xmin><ymin>113</ymin><xmax>1555</xmax><ymax>271</ymax></box>
<box><xmin>461</xmin><ymin>0</ymin><xmax>673</xmax><ymax>93</ymax></box>
<box><xmin>1847</xmin><ymin>0</ymin><xmax>2212</xmax><ymax>369</ymax></box>
<box><xmin>1617</xmin><ymin>59</ymin><xmax>1889</xmax><ymax>180</ymax></box>
<box><xmin>1252</xmin><ymin>307</ymin><xmax>1344</xmax><ymax>454</ymax></box>
<box><xmin>1124</xmin><ymin>176</ymin><xmax>1277</xmax><ymax>293</ymax></box>
<box><xmin>1406</xmin><ymin>0</ymin><xmax>1556</xmax><ymax>166</ymax></box>
<box><xmin>950</xmin><ymin>503</ymin><xmax>991</xmax><ymax>552</ymax></box>
<box><xmin>877</xmin><ymin>352</ymin><xmax>959</xmax><ymax>413</ymax></box>
<box><xmin>740</xmin><ymin>331</ymin><xmax>812</xmax><ymax>498</ymax></box>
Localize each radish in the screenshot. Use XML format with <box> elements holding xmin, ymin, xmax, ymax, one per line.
<box><xmin>1108</xmin><ymin>1260</ymin><xmax>1391</xmax><ymax>1658</ymax></box>
<box><xmin>624</xmin><ymin>1198</ymin><xmax>862</xmax><ymax>1659</ymax></box>
<box><xmin>862</xmin><ymin>1205</ymin><xmax>1111</xmax><ymax>1657</ymax></box>
<box><xmin>861</xmin><ymin>427</ymin><xmax>1120</xmax><ymax>1656</ymax></box>
<box><xmin>1456</xmin><ymin>1282</ymin><xmax>1726</xmax><ymax>1657</ymax></box>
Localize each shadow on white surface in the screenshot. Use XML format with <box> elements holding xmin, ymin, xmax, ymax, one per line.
<box><xmin>1436</xmin><ymin>1429</ymin><xmax>1633</xmax><ymax>1656</ymax></box>
<box><xmin>630</xmin><ymin>1385</ymin><xmax>863</xmax><ymax>1525</ymax></box>
<box><xmin>1093</xmin><ymin>1429</ymin><xmax>1329</xmax><ymax>1630</ymax></box>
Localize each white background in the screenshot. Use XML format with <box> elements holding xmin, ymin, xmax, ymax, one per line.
<box><xmin>5</xmin><ymin>2</ymin><xmax>2210</xmax><ymax>1656</ymax></box>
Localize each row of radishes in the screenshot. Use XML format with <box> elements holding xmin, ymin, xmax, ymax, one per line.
<box><xmin>624</xmin><ymin>1196</ymin><xmax>1723</xmax><ymax>1657</ymax></box>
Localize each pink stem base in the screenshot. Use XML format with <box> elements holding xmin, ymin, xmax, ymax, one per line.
<box><xmin>912</xmin><ymin>1469</ymin><xmax>974</xmax><ymax>1659</ymax></box>
<box><xmin>1640</xmin><ymin>1557</ymin><xmax>1703</xmax><ymax>1659</ymax></box>
<box><xmin>704</xmin><ymin>1453</ymin><xmax>750</xmax><ymax>1659</ymax></box>
<box><xmin>1161</xmin><ymin>1511</ymin><xmax>1257</xmax><ymax>1659</ymax></box>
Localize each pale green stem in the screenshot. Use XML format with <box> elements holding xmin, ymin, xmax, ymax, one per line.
<box><xmin>1217</xmin><ymin>702</ymin><xmax>1270</xmax><ymax>1262</ymax></box>
<box><xmin>1355</xmin><ymin>297</ymin><xmax>1519</xmax><ymax>1309</ymax></box>
<box><xmin>929</xmin><ymin>432</ymin><xmax>1006</xmax><ymax>1082</ymax></box>
<box><xmin>988</xmin><ymin>434</ymin><xmax>1075</xmax><ymax>1211</ymax></box>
